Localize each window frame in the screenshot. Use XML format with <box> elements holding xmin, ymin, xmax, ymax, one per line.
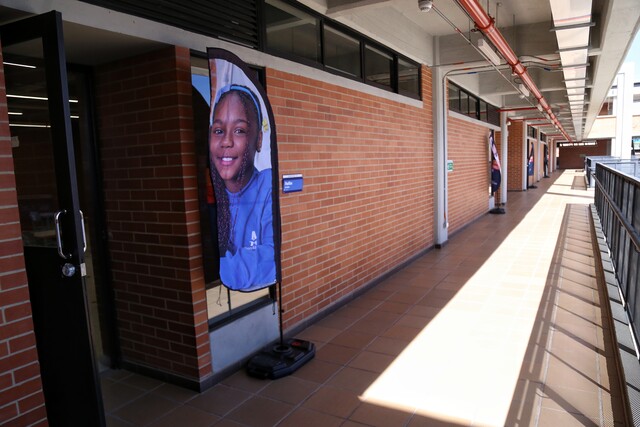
<box><xmin>322</xmin><ymin>23</ymin><xmax>362</xmax><ymax>79</ymax></box>
<box><xmin>261</xmin><ymin>0</ymin><xmax>421</xmax><ymax>100</ymax></box>
<box><xmin>263</xmin><ymin>0</ymin><xmax>322</xmax><ymax>68</ymax></box>
<box><xmin>397</xmin><ymin>55</ymin><xmax>421</xmax><ymax>100</ymax></box>
<box><xmin>448</xmin><ymin>81</ymin><xmax>500</xmax><ymax>126</ymax></box>
<box><xmin>364</xmin><ymin>43</ymin><xmax>394</xmax><ymax>92</ymax></box>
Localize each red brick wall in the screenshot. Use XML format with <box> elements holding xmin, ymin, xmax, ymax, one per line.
<box><xmin>0</xmin><ymin>46</ymin><xmax>48</xmax><ymax>427</ymax></box>
<box><xmin>94</xmin><ymin>46</ymin><xmax>212</xmax><ymax>384</ymax></box>
<box><xmin>446</xmin><ymin>115</ymin><xmax>491</xmax><ymax>234</ymax></box>
<box><xmin>507</xmin><ymin>121</ymin><xmax>525</xmax><ymax>191</ymax></box>
<box><xmin>558</xmin><ymin>140</ymin><xmax>609</xmax><ymax>169</ymax></box>
<box><xmin>270</xmin><ymin>66</ymin><xmax>435</xmax><ymax>329</ymax></box>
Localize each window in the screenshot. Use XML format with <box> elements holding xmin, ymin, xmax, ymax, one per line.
<box><xmin>398</xmin><ymin>58</ymin><xmax>420</xmax><ymax>98</ymax></box>
<box><xmin>84</xmin><ymin>0</ymin><xmax>421</xmax><ymax>99</ymax></box>
<box><xmin>264</xmin><ymin>0</ymin><xmax>420</xmax><ymax>99</ymax></box>
<box><xmin>265</xmin><ymin>0</ymin><xmax>320</xmax><ymax>64</ymax></box>
<box><xmin>448</xmin><ymin>81</ymin><xmax>499</xmax><ymax>126</ymax></box>
<box><xmin>486</xmin><ymin>104</ymin><xmax>500</xmax><ymax>126</ymax></box>
<box><xmin>479</xmin><ymin>100</ymin><xmax>487</xmax><ymax>122</ymax></box>
<box><xmin>448</xmin><ymin>84</ymin><xmax>461</xmax><ymax>113</ymax></box>
<box><xmin>460</xmin><ymin>91</ymin><xmax>470</xmax><ymax>116</ymax></box>
<box><xmin>466</xmin><ymin>96</ymin><xmax>477</xmax><ymax>119</ymax></box>
<box><xmin>324</xmin><ymin>25</ymin><xmax>361</xmax><ymax>78</ymax></box>
<box><xmin>191</xmin><ymin>57</ymin><xmax>272</xmax><ymax>326</ymax></box>
<box><xmin>365</xmin><ymin>44</ymin><xmax>392</xmax><ymax>90</ymax></box>
<box><xmin>600</xmin><ymin>96</ymin><xmax>614</xmax><ymax>116</ymax></box>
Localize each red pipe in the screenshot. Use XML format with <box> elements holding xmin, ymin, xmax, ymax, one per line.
<box><xmin>456</xmin><ymin>0</ymin><xmax>572</xmax><ymax>142</ymax></box>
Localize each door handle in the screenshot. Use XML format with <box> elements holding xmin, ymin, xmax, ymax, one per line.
<box><xmin>54</xmin><ymin>209</ymin><xmax>86</xmax><ymax>259</ymax></box>
<box><xmin>54</xmin><ymin>209</ymin><xmax>71</xmax><ymax>259</ymax></box>
<box><xmin>79</xmin><ymin>210</ymin><xmax>87</xmax><ymax>254</ymax></box>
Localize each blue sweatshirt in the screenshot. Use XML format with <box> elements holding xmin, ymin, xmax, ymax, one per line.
<box><xmin>220</xmin><ymin>168</ymin><xmax>276</xmax><ymax>291</ymax></box>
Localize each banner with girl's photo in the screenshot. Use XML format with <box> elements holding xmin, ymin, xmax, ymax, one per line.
<box><xmin>489</xmin><ymin>130</ymin><xmax>501</xmax><ymax>195</ymax></box>
<box><xmin>207</xmin><ymin>48</ymin><xmax>281</xmax><ymax>292</ymax></box>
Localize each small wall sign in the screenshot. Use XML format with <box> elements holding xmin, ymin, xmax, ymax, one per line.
<box><xmin>282</xmin><ymin>174</ymin><xmax>303</xmax><ymax>193</ymax></box>
<box><xmin>447</xmin><ymin>160</ymin><xmax>454</xmax><ymax>172</ymax></box>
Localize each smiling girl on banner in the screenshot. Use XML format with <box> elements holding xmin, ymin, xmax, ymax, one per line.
<box><xmin>207</xmin><ymin>48</ymin><xmax>281</xmax><ymax>292</ymax></box>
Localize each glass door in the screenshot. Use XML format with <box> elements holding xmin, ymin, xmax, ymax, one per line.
<box><xmin>1</xmin><ymin>11</ymin><xmax>106</xmax><ymax>426</ymax></box>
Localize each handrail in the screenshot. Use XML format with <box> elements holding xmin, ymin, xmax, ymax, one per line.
<box><xmin>594</xmin><ymin>164</ymin><xmax>640</xmax><ymax>253</ymax></box>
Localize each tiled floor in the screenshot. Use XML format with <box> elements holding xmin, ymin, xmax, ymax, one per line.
<box><xmin>102</xmin><ymin>169</ymin><xmax>626</xmax><ymax>426</ymax></box>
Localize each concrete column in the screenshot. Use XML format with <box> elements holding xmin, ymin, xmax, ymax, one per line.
<box><xmin>433</xmin><ymin>38</ymin><xmax>448</xmax><ymax>246</ymax></box>
<box><xmin>522</xmin><ymin>130</ymin><xmax>528</xmax><ymax>190</ymax></box>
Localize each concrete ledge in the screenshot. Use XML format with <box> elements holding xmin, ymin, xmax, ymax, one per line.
<box><xmin>590</xmin><ymin>204</ymin><xmax>640</xmax><ymax>426</ymax></box>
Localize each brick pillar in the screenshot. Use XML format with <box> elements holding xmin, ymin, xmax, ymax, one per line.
<box><xmin>0</xmin><ymin>41</ymin><xmax>48</xmax><ymax>427</ymax></box>
<box><xmin>95</xmin><ymin>46</ymin><xmax>212</xmax><ymax>388</ymax></box>
<box><xmin>507</xmin><ymin>121</ymin><xmax>525</xmax><ymax>191</ymax></box>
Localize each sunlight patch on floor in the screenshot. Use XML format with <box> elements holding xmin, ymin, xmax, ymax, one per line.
<box><xmin>363</xmin><ymin>172</ymin><xmax>589</xmax><ymax>426</ymax></box>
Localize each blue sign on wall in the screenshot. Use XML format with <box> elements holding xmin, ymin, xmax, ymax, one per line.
<box><xmin>283</xmin><ymin>174</ymin><xmax>303</xmax><ymax>193</ymax></box>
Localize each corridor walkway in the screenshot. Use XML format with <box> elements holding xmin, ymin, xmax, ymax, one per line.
<box><xmin>103</xmin><ymin>169</ymin><xmax>627</xmax><ymax>426</ymax></box>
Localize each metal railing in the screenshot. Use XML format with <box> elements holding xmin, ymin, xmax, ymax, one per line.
<box><xmin>594</xmin><ymin>163</ymin><xmax>640</xmax><ymax>347</ymax></box>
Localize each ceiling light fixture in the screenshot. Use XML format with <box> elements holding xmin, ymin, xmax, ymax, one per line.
<box><xmin>518</xmin><ymin>83</ymin><xmax>529</xmax><ymax>98</ymax></box>
<box><xmin>418</xmin><ymin>0</ymin><xmax>433</xmax><ymax>12</ymax></box>
<box><xmin>477</xmin><ymin>38</ymin><xmax>501</xmax><ymax>66</ymax></box>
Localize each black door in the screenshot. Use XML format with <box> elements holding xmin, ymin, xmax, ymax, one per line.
<box><xmin>1</xmin><ymin>11</ymin><xmax>106</xmax><ymax>427</ymax></box>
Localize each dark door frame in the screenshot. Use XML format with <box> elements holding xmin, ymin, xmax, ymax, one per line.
<box><xmin>1</xmin><ymin>10</ymin><xmax>106</xmax><ymax>427</ymax></box>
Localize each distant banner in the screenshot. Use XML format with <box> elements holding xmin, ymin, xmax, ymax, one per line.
<box><xmin>207</xmin><ymin>48</ymin><xmax>281</xmax><ymax>292</ymax></box>
<box><xmin>527</xmin><ymin>142</ymin><xmax>535</xmax><ymax>177</ymax></box>
<box><xmin>490</xmin><ymin>130</ymin><xmax>501</xmax><ymax>195</ymax></box>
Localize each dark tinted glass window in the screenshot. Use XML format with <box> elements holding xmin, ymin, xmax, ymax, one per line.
<box><xmin>449</xmin><ymin>84</ymin><xmax>460</xmax><ymax>113</ymax></box>
<box><xmin>460</xmin><ymin>92</ymin><xmax>470</xmax><ymax>116</ymax></box>
<box><xmin>448</xmin><ymin>82</ymin><xmax>499</xmax><ymax>126</ymax></box>
<box><xmin>468</xmin><ymin>96</ymin><xmax>478</xmax><ymax>118</ymax></box>
<box><xmin>398</xmin><ymin>58</ymin><xmax>419</xmax><ymax>98</ymax></box>
<box><xmin>324</xmin><ymin>25</ymin><xmax>361</xmax><ymax>78</ymax></box>
<box><xmin>479</xmin><ymin>100</ymin><xmax>487</xmax><ymax>122</ymax></box>
<box><xmin>487</xmin><ymin>104</ymin><xmax>500</xmax><ymax>126</ymax></box>
<box><xmin>365</xmin><ymin>45</ymin><xmax>392</xmax><ymax>89</ymax></box>
<box><xmin>265</xmin><ymin>0</ymin><xmax>320</xmax><ymax>63</ymax></box>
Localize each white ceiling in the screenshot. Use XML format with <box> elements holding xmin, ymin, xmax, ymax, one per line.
<box><xmin>1</xmin><ymin>0</ymin><xmax>639</xmax><ymax>142</ymax></box>
<box><xmin>302</xmin><ymin>0</ymin><xmax>640</xmax><ymax>142</ymax></box>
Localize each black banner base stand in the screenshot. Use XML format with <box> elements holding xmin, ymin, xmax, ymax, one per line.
<box><xmin>490</xmin><ymin>207</ymin><xmax>505</xmax><ymax>214</ymax></box>
<box><xmin>246</xmin><ymin>338</ymin><xmax>315</xmax><ymax>379</ymax></box>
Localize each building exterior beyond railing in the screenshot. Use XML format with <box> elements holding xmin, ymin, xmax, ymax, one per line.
<box><xmin>594</xmin><ymin>163</ymin><xmax>640</xmax><ymax>350</ymax></box>
<box><xmin>586</xmin><ymin>155</ymin><xmax>640</xmax><ymax>188</ymax></box>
